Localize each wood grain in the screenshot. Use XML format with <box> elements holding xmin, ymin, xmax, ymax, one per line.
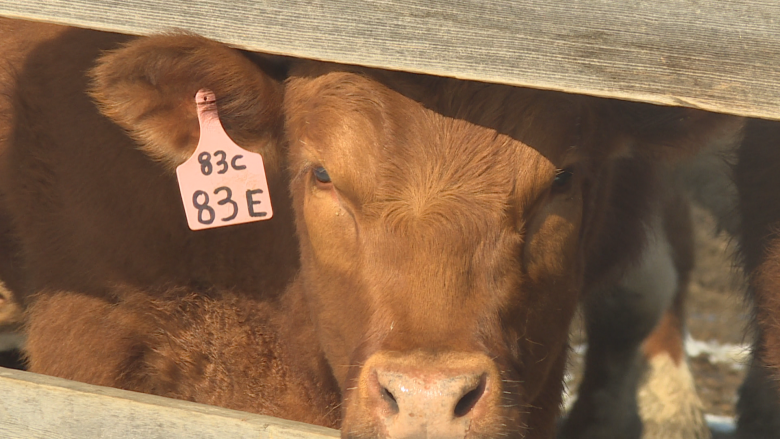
<box><xmin>0</xmin><ymin>367</ymin><xmax>339</xmax><ymax>438</ymax></box>
<box><xmin>0</xmin><ymin>0</ymin><xmax>777</xmax><ymax>120</ymax></box>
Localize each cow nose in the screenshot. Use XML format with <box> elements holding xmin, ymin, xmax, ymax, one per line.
<box><xmin>357</xmin><ymin>351</ymin><xmax>499</xmax><ymax>439</ymax></box>
<box><xmin>376</xmin><ymin>369</ymin><xmax>487</xmax><ymax>418</ymax></box>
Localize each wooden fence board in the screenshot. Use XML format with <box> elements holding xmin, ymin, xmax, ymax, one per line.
<box><xmin>0</xmin><ymin>0</ymin><xmax>777</xmax><ymax>120</ymax></box>
<box><xmin>0</xmin><ymin>367</ymin><xmax>339</xmax><ymax>439</ymax></box>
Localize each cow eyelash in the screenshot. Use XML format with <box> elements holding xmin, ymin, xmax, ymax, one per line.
<box><xmin>551</xmin><ymin>168</ymin><xmax>574</xmax><ymax>192</ymax></box>
<box><xmin>312</xmin><ymin>166</ymin><xmax>333</xmax><ymax>186</ymax></box>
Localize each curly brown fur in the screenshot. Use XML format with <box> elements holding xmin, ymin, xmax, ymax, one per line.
<box><xmin>24</xmin><ymin>285</ymin><xmax>341</xmax><ymax>427</ymax></box>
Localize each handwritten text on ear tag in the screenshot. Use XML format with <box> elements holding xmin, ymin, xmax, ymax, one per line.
<box><xmin>176</xmin><ymin>89</ymin><xmax>273</xmax><ymax>231</ymax></box>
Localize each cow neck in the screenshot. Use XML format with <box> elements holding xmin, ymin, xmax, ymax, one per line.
<box><xmin>273</xmin><ymin>280</ymin><xmax>342</xmax><ymax>426</ymax></box>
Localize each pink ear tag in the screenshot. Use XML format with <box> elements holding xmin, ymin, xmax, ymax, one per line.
<box><xmin>176</xmin><ymin>89</ymin><xmax>273</xmax><ymax>231</ymax></box>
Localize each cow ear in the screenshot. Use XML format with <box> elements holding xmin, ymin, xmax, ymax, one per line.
<box><xmin>89</xmin><ymin>34</ymin><xmax>286</xmax><ymax>171</ymax></box>
<box><xmin>601</xmin><ymin>100</ymin><xmax>744</xmax><ymax>161</ymax></box>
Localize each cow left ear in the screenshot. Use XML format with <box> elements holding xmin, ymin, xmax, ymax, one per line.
<box><xmin>89</xmin><ymin>34</ymin><xmax>286</xmax><ymax>171</ymax></box>
<box><xmin>602</xmin><ymin>100</ymin><xmax>745</xmax><ymax>161</ymax></box>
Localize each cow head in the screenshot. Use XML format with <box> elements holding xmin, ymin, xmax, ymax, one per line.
<box><xmin>91</xmin><ymin>35</ymin><xmax>739</xmax><ymax>438</ymax></box>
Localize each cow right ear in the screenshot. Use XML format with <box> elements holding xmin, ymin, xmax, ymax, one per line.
<box><xmin>90</xmin><ymin>34</ymin><xmax>286</xmax><ymax>171</ymax></box>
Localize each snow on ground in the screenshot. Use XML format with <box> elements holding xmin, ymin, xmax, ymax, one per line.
<box><xmin>706</xmin><ymin>414</ymin><xmax>736</xmax><ymax>434</ymax></box>
<box><xmin>685</xmin><ymin>334</ymin><xmax>750</xmax><ymax>370</ymax></box>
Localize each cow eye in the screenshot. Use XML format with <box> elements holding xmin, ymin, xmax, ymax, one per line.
<box><xmin>313</xmin><ymin>166</ymin><xmax>332</xmax><ymax>184</ymax></box>
<box><xmin>552</xmin><ymin>168</ymin><xmax>573</xmax><ymax>192</ymax></box>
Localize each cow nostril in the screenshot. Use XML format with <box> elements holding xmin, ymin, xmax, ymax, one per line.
<box><xmin>453</xmin><ymin>375</ymin><xmax>486</xmax><ymax>418</ymax></box>
<box><xmin>381</xmin><ymin>386</ymin><xmax>399</xmax><ymax>414</ymax></box>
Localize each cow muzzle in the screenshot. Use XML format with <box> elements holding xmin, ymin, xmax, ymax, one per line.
<box><xmin>344</xmin><ymin>350</ymin><xmax>503</xmax><ymax>439</ymax></box>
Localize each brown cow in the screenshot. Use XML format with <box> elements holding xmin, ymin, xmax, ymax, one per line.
<box><xmin>0</xmin><ymin>18</ymin><xmax>325</xmax><ymax>424</ymax></box>
<box><xmin>734</xmin><ymin>118</ymin><xmax>780</xmax><ymax>438</ymax></box>
<box><xmin>0</xmin><ymin>18</ymin><xmax>742</xmax><ymax>438</ymax></box>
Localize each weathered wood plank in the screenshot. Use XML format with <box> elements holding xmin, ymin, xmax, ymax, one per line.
<box><xmin>0</xmin><ymin>0</ymin><xmax>777</xmax><ymax>120</ymax></box>
<box><xmin>0</xmin><ymin>367</ymin><xmax>339</xmax><ymax>439</ymax></box>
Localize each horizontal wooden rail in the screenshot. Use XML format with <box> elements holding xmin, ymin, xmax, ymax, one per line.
<box><xmin>0</xmin><ymin>0</ymin><xmax>778</xmax><ymax>120</ymax></box>
<box><xmin>0</xmin><ymin>367</ymin><xmax>339</xmax><ymax>438</ymax></box>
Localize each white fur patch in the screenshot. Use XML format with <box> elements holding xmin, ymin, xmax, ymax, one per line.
<box><xmin>637</xmin><ymin>353</ymin><xmax>710</xmax><ymax>439</ymax></box>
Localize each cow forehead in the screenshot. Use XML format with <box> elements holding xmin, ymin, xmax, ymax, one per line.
<box><xmin>285</xmin><ymin>65</ymin><xmax>578</xmax><ymax>210</ymax></box>
<box><xmin>285</xmin><ymin>64</ymin><xmax>584</xmax><ymax>154</ymax></box>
